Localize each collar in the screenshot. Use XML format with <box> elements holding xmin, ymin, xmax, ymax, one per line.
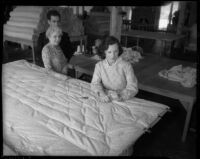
<box><xmin>104</xmin><ymin>57</ymin><xmax>121</xmax><ymax>66</ymax></box>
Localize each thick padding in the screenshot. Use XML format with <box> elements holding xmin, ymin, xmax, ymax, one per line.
<box><xmin>2</xmin><ymin>60</ymin><xmax>169</xmax><ymax>156</ymax></box>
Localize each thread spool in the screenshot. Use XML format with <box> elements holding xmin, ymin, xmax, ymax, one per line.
<box><xmin>82</xmin><ymin>45</ymin><xmax>84</xmax><ymax>53</ymax></box>
<box><xmin>77</xmin><ymin>45</ymin><xmax>81</xmax><ymax>53</ymax></box>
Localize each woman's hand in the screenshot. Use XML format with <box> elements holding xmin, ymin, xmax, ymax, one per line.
<box><xmin>99</xmin><ymin>94</ymin><xmax>110</xmax><ymax>102</ymax></box>
<box><xmin>120</xmin><ymin>89</ymin><xmax>134</xmax><ymax>100</ymax></box>
<box><xmin>62</xmin><ymin>65</ymin><xmax>68</xmax><ymax>75</ymax></box>
<box><xmin>107</xmin><ymin>90</ymin><xmax>122</xmax><ymax>101</ymax></box>
<box><xmin>96</xmin><ymin>91</ymin><xmax>110</xmax><ymax>103</ymax></box>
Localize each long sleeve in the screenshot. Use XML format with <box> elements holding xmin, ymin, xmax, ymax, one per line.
<box><xmin>42</xmin><ymin>46</ymin><xmax>52</xmax><ymax>70</ymax></box>
<box><xmin>91</xmin><ymin>63</ymin><xmax>105</xmax><ymax>94</ymax></box>
<box><xmin>121</xmin><ymin>62</ymin><xmax>138</xmax><ymax>99</ymax></box>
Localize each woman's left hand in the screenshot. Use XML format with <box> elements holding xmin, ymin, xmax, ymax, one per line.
<box><xmin>107</xmin><ymin>90</ymin><xmax>122</xmax><ymax>101</ymax></box>
<box><xmin>99</xmin><ymin>94</ymin><xmax>110</xmax><ymax>103</ymax></box>
<box><xmin>62</xmin><ymin>65</ymin><xmax>68</xmax><ymax>75</ymax></box>
<box><xmin>97</xmin><ymin>92</ymin><xmax>111</xmax><ymax>103</ymax></box>
<box><xmin>120</xmin><ymin>89</ymin><xmax>132</xmax><ymax>100</ymax></box>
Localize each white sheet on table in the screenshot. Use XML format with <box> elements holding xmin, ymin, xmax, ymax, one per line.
<box><xmin>3</xmin><ymin>60</ymin><xmax>169</xmax><ymax>156</ymax></box>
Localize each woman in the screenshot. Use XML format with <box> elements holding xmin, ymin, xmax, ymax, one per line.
<box><xmin>91</xmin><ymin>36</ymin><xmax>138</xmax><ymax>102</ymax></box>
<box><xmin>42</xmin><ymin>26</ymin><xmax>68</xmax><ymax>75</ymax></box>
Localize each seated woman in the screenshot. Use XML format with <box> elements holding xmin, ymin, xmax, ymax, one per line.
<box><xmin>42</xmin><ymin>26</ymin><xmax>68</xmax><ymax>75</ymax></box>
<box><xmin>91</xmin><ymin>36</ymin><xmax>138</xmax><ymax>102</ymax></box>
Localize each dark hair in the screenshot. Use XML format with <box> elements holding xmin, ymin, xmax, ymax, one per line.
<box><xmin>98</xmin><ymin>36</ymin><xmax>123</xmax><ymax>59</ymax></box>
<box><xmin>47</xmin><ymin>10</ymin><xmax>61</xmax><ymax>20</ymax></box>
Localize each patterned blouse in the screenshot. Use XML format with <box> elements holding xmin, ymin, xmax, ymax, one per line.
<box><xmin>91</xmin><ymin>57</ymin><xmax>138</xmax><ymax>99</ymax></box>
<box><xmin>42</xmin><ymin>43</ymin><xmax>68</xmax><ymax>74</ymax></box>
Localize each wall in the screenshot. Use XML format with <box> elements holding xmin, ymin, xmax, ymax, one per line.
<box><xmin>187</xmin><ymin>2</ymin><xmax>197</xmax><ymax>26</ymax></box>
<box><xmin>131</xmin><ymin>6</ymin><xmax>158</xmax><ymax>26</ymax></box>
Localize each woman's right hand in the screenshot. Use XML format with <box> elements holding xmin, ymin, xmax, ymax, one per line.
<box><xmin>99</xmin><ymin>94</ymin><xmax>110</xmax><ymax>102</ymax></box>
<box><xmin>96</xmin><ymin>92</ymin><xmax>110</xmax><ymax>103</ymax></box>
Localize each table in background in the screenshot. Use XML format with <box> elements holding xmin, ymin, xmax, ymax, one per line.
<box><xmin>121</xmin><ymin>30</ymin><xmax>186</xmax><ymax>56</ymax></box>
<box><xmin>69</xmin><ymin>54</ymin><xmax>196</xmax><ymax>142</ymax></box>
<box><xmin>3</xmin><ymin>35</ymin><xmax>37</xmax><ymax>64</ymax></box>
<box><xmin>70</xmin><ymin>35</ymin><xmax>87</xmax><ymax>54</ymax></box>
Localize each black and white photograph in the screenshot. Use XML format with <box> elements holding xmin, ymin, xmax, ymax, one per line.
<box><xmin>2</xmin><ymin>2</ymin><xmax>198</xmax><ymax>158</ymax></box>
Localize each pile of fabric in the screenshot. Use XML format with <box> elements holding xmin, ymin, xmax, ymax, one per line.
<box><xmin>120</xmin><ymin>47</ymin><xmax>143</xmax><ymax>64</ymax></box>
<box><xmin>158</xmin><ymin>65</ymin><xmax>196</xmax><ymax>88</ymax></box>
<box><xmin>3</xmin><ymin>6</ymin><xmax>45</xmax><ymax>41</ymax></box>
<box><xmin>3</xmin><ymin>6</ymin><xmax>84</xmax><ymax>42</ymax></box>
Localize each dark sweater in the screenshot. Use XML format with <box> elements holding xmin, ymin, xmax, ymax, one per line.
<box><xmin>36</xmin><ymin>31</ymin><xmax>74</xmax><ymax>62</ymax></box>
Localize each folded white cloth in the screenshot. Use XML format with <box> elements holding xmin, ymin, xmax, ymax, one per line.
<box><xmin>158</xmin><ymin>65</ymin><xmax>196</xmax><ymax>88</ymax></box>
<box><xmin>13</xmin><ymin>6</ymin><xmax>43</xmax><ymax>13</ymax></box>
<box><xmin>10</xmin><ymin>10</ymin><xmax>41</xmax><ymax>19</ymax></box>
<box><xmin>10</xmin><ymin>16</ymin><xmax>40</xmax><ymax>23</ymax></box>
<box><xmin>7</xmin><ymin>20</ymin><xmax>39</xmax><ymax>29</ymax></box>
<box><xmin>4</xmin><ymin>30</ymin><xmax>33</xmax><ymax>40</ymax></box>
<box><xmin>121</xmin><ymin>47</ymin><xmax>143</xmax><ymax>64</ymax></box>
<box><xmin>4</xmin><ymin>24</ymin><xmax>35</xmax><ymax>34</ymax></box>
<box><xmin>3</xmin><ymin>6</ymin><xmax>45</xmax><ymax>42</ymax></box>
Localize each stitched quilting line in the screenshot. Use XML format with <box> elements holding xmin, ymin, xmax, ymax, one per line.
<box><xmin>4</xmin><ymin>80</ymin><xmax>109</xmax><ymax>154</ymax></box>
<box><xmin>3</xmin><ymin>60</ymin><xmax>169</xmax><ymax>155</ymax></box>
<box><xmin>4</xmin><ymin>87</ymin><xmax>108</xmax><ymax>155</ymax></box>
<box><xmin>3</xmin><ymin>61</ymin><xmax>110</xmax><ymax>154</ymax></box>
<box><xmin>5</xmin><ymin>75</ymin><xmax>102</xmax><ymax>133</ymax></box>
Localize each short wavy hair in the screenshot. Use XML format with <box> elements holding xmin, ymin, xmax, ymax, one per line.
<box><xmin>46</xmin><ymin>26</ymin><xmax>63</xmax><ymax>39</ymax></box>
<box><xmin>98</xmin><ymin>36</ymin><xmax>123</xmax><ymax>59</ymax></box>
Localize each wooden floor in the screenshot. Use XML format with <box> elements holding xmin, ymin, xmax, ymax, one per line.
<box><xmin>2</xmin><ymin>42</ymin><xmax>197</xmax><ymax>159</ymax></box>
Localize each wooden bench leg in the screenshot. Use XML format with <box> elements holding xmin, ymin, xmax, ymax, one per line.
<box><xmin>180</xmin><ymin>100</ymin><xmax>194</xmax><ymax>142</ymax></box>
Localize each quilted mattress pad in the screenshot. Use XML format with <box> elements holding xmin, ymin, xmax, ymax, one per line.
<box><xmin>2</xmin><ymin>60</ymin><xmax>169</xmax><ymax>156</ymax></box>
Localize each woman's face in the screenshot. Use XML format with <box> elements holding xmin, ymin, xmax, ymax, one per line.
<box><xmin>49</xmin><ymin>31</ymin><xmax>62</xmax><ymax>46</ymax></box>
<box><xmin>105</xmin><ymin>43</ymin><xmax>119</xmax><ymax>65</ymax></box>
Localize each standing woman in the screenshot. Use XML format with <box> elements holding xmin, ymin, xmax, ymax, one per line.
<box><xmin>91</xmin><ymin>36</ymin><xmax>138</xmax><ymax>102</ymax></box>
<box><xmin>42</xmin><ymin>26</ymin><xmax>68</xmax><ymax>75</ymax></box>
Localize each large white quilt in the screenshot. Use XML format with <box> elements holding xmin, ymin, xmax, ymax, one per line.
<box><xmin>2</xmin><ymin>60</ymin><xmax>169</xmax><ymax>156</ymax></box>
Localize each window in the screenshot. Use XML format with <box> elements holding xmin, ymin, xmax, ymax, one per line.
<box><xmin>158</xmin><ymin>1</ymin><xmax>179</xmax><ymax>30</ymax></box>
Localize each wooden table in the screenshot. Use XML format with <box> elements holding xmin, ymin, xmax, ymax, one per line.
<box><xmin>121</xmin><ymin>30</ymin><xmax>186</xmax><ymax>56</ymax></box>
<box><xmin>3</xmin><ymin>35</ymin><xmax>37</xmax><ymax>64</ymax></box>
<box><xmin>69</xmin><ymin>54</ymin><xmax>196</xmax><ymax>142</ymax></box>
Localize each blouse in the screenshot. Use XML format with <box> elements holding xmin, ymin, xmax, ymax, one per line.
<box><xmin>91</xmin><ymin>57</ymin><xmax>138</xmax><ymax>98</ymax></box>
<box><xmin>42</xmin><ymin>43</ymin><xmax>68</xmax><ymax>74</ymax></box>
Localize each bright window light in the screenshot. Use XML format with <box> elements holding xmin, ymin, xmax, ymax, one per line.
<box><xmin>158</xmin><ymin>1</ymin><xmax>179</xmax><ymax>30</ymax></box>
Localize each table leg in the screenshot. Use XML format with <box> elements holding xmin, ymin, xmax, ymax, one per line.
<box><xmin>80</xmin><ymin>39</ymin><xmax>83</xmax><ymax>53</ymax></box>
<box><xmin>179</xmin><ymin>100</ymin><xmax>194</xmax><ymax>142</ymax></box>
<box><xmin>136</xmin><ymin>38</ymin><xmax>139</xmax><ymax>47</ymax></box>
<box><xmin>169</xmin><ymin>41</ymin><xmax>175</xmax><ymax>58</ymax></box>
<box><xmin>75</xmin><ymin>68</ymin><xmax>79</xmax><ymax>79</ymax></box>
<box><xmin>160</xmin><ymin>40</ymin><xmax>164</xmax><ymax>56</ymax></box>
<box><xmin>125</xmin><ymin>36</ymin><xmax>127</xmax><ymax>47</ymax></box>
<box><xmin>84</xmin><ymin>36</ymin><xmax>87</xmax><ymax>54</ymax></box>
<box><xmin>32</xmin><ymin>44</ymin><xmax>36</xmax><ymax>64</ymax></box>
